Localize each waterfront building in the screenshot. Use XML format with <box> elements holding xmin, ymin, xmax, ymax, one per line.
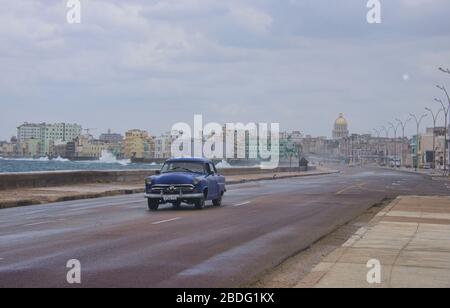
<box><xmin>17</xmin><ymin>122</ymin><xmax>82</xmax><ymax>157</ymax></box>
<box><xmin>301</xmin><ymin>136</ymin><xmax>339</xmax><ymax>158</ymax></box>
<box><xmin>155</xmin><ymin>132</ymin><xmax>175</xmax><ymax>159</ymax></box>
<box><xmin>40</xmin><ymin>123</ymin><xmax>82</xmax><ymax>156</ymax></box>
<box><xmin>124</xmin><ymin>129</ymin><xmax>155</xmax><ymax>159</ymax></box>
<box><xmin>0</xmin><ymin>141</ymin><xmax>15</xmax><ymax>157</ymax></box>
<box><xmin>332</xmin><ymin>113</ymin><xmax>349</xmax><ymax>140</ymax></box>
<box><xmin>74</xmin><ymin>134</ymin><xmax>108</xmax><ymax>159</ymax></box>
<box><xmin>99</xmin><ymin>129</ymin><xmax>123</xmax><ymax>143</ymax></box>
<box><xmin>420</xmin><ymin>127</ymin><xmax>447</xmax><ymax>169</ymax></box>
<box><xmin>22</xmin><ymin>138</ymin><xmax>41</xmax><ymax>158</ymax></box>
<box><xmin>338</xmin><ymin>134</ymin><xmax>410</xmax><ymax>166</ymax></box>
<box><xmin>17</xmin><ymin>123</ymin><xmax>45</xmax><ymax>144</ymax></box>
<box><xmin>77</xmin><ymin>140</ymin><xmax>108</xmax><ymax>159</ymax></box>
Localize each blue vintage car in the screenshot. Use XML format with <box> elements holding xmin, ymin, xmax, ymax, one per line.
<box><xmin>145</xmin><ymin>158</ymin><xmax>226</xmax><ymax>211</ymax></box>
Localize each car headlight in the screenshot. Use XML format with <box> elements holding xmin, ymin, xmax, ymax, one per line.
<box><xmin>193</xmin><ymin>178</ymin><xmax>201</xmax><ymax>185</ymax></box>
<box><xmin>145</xmin><ymin>178</ymin><xmax>154</xmax><ymax>185</ymax></box>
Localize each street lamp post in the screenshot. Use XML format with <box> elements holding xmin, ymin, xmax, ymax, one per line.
<box><xmin>396</xmin><ymin>118</ymin><xmax>411</xmax><ymax>168</ymax></box>
<box><xmin>438</xmin><ymin>67</ymin><xmax>450</xmax><ymax>173</ymax></box>
<box><xmin>425</xmin><ymin>107</ymin><xmax>443</xmax><ymax>170</ymax></box>
<box><xmin>435</xmin><ymin>95</ymin><xmax>450</xmax><ymax>172</ymax></box>
<box><xmin>373</xmin><ymin>128</ymin><xmax>381</xmax><ymax>165</ymax></box>
<box><xmin>439</xmin><ymin>67</ymin><xmax>450</xmax><ymax>75</ymax></box>
<box><xmin>389</xmin><ymin>122</ymin><xmax>400</xmax><ymax>168</ymax></box>
<box><xmin>410</xmin><ymin>113</ymin><xmax>427</xmax><ymax>172</ymax></box>
<box><xmin>380</xmin><ymin>125</ymin><xmax>391</xmax><ymax>166</ymax></box>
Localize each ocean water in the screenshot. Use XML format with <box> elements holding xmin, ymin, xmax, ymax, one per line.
<box><xmin>0</xmin><ymin>156</ymin><xmax>162</xmax><ymax>173</ymax></box>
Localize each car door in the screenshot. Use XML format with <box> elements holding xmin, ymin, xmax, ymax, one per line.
<box><xmin>205</xmin><ymin>163</ymin><xmax>218</xmax><ymax>199</ymax></box>
<box><xmin>211</xmin><ymin>163</ymin><xmax>225</xmax><ymax>194</ymax></box>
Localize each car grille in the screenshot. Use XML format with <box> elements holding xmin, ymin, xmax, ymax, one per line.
<box><xmin>151</xmin><ymin>184</ymin><xmax>195</xmax><ymax>195</ymax></box>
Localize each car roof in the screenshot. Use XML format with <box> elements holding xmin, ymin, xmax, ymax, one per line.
<box><xmin>165</xmin><ymin>157</ymin><xmax>212</xmax><ymax>164</ymax></box>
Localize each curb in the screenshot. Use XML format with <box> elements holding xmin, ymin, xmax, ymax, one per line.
<box><xmin>379</xmin><ymin>167</ymin><xmax>437</xmax><ymax>178</ymax></box>
<box><xmin>0</xmin><ymin>170</ymin><xmax>339</xmax><ymax>210</ymax></box>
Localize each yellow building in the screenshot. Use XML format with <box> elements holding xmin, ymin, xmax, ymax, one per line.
<box><xmin>77</xmin><ymin>142</ymin><xmax>108</xmax><ymax>159</ymax></box>
<box><xmin>75</xmin><ymin>134</ymin><xmax>109</xmax><ymax>159</ymax></box>
<box><xmin>124</xmin><ymin>130</ymin><xmax>155</xmax><ymax>159</ymax></box>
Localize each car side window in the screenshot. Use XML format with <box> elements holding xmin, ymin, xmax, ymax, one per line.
<box><xmin>206</xmin><ymin>163</ymin><xmax>216</xmax><ymax>175</ymax></box>
<box><xmin>210</xmin><ymin>163</ymin><xmax>218</xmax><ymax>174</ymax></box>
<box><xmin>205</xmin><ymin>163</ymin><xmax>212</xmax><ymax>174</ymax></box>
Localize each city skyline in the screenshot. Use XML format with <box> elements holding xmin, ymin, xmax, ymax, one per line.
<box><xmin>3</xmin><ymin>111</ymin><xmax>449</xmax><ymax>142</ymax></box>
<box><xmin>1</xmin><ymin>1</ymin><xmax>450</xmax><ymax>140</ymax></box>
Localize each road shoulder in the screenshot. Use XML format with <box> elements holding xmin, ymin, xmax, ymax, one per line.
<box><xmin>256</xmin><ymin>196</ymin><xmax>450</xmax><ymax>288</ymax></box>
<box><xmin>248</xmin><ymin>198</ymin><xmax>390</xmax><ymax>288</ymax></box>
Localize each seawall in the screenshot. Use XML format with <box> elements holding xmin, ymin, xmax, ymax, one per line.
<box><xmin>0</xmin><ymin>166</ymin><xmax>315</xmax><ymax>190</ymax></box>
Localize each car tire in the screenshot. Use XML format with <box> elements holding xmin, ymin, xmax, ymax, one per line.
<box><xmin>212</xmin><ymin>195</ymin><xmax>222</xmax><ymax>207</ymax></box>
<box><xmin>195</xmin><ymin>198</ymin><xmax>205</xmax><ymax>210</ymax></box>
<box><xmin>148</xmin><ymin>199</ymin><xmax>159</xmax><ymax>211</ymax></box>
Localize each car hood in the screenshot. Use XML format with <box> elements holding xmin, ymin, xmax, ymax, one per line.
<box><xmin>152</xmin><ymin>172</ymin><xmax>202</xmax><ymax>185</ymax></box>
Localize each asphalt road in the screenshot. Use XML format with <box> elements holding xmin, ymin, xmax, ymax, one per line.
<box><xmin>0</xmin><ymin>167</ymin><xmax>447</xmax><ymax>288</ymax></box>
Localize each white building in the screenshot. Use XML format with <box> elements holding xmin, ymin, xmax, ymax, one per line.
<box><xmin>154</xmin><ymin>132</ymin><xmax>173</xmax><ymax>159</ymax></box>
<box><xmin>40</xmin><ymin>123</ymin><xmax>82</xmax><ymax>156</ymax></box>
<box><xmin>17</xmin><ymin>123</ymin><xmax>45</xmax><ymax>144</ymax></box>
<box><xmin>17</xmin><ymin>122</ymin><xmax>82</xmax><ymax>156</ymax></box>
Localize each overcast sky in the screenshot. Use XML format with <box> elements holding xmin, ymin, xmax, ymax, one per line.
<box><xmin>1</xmin><ymin>0</ymin><xmax>450</xmax><ymax>140</ymax></box>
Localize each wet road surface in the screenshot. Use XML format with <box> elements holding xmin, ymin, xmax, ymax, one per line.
<box><xmin>0</xmin><ymin>167</ymin><xmax>447</xmax><ymax>287</ymax></box>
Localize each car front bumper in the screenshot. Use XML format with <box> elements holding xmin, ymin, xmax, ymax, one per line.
<box><xmin>145</xmin><ymin>193</ymin><xmax>204</xmax><ymax>200</ymax></box>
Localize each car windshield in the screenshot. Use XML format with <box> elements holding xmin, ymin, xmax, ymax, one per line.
<box><xmin>161</xmin><ymin>161</ymin><xmax>205</xmax><ymax>174</ymax></box>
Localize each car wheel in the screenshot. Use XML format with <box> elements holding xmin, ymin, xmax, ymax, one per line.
<box><xmin>212</xmin><ymin>195</ymin><xmax>222</xmax><ymax>207</ymax></box>
<box><xmin>147</xmin><ymin>199</ymin><xmax>159</xmax><ymax>211</ymax></box>
<box><xmin>195</xmin><ymin>198</ymin><xmax>205</xmax><ymax>210</ymax></box>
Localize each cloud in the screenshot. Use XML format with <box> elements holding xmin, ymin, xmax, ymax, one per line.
<box><xmin>1</xmin><ymin>0</ymin><xmax>450</xmax><ymax>140</ymax></box>
<box><xmin>228</xmin><ymin>5</ymin><xmax>273</xmax><ymax>33</ymax></box>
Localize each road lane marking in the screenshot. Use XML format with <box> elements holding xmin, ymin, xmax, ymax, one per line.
<box><xmin>336</xmin><ymin>185</ymin><xmax>357</xmax><ymax>195</ymax></box>
<box><xmin>152</xmin><ymin>217</ymin><xmax>181</xmax><ymax>225</ymax></box>
<box><xmin>232</xmin><ymin>201</ymin><xmax>252</xmax><ymax>207</ymax></box>
<box><xmin>24</xmin><ymin>221</ymin><xmax>56</xmax><ymax>227</ymax></box>
<box><xmin>336</xmin><ymin>182</ymin><xmax>366</xmax><ymax>195</ymax></box>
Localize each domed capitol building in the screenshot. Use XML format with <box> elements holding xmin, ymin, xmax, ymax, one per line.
<box><xmin>332</xmin><ymin>113</ymin><xmax>349</xmax><ymax>140</ymax></box>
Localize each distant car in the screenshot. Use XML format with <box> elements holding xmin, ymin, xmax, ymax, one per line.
<box><xmin>423</xmin><ymin>163</ymin><xmax>431</xmax><ymax>170</ymax></box>
<box><xmin>144</xmin><ymin>158</ymin><xmax>226</xmax><ymax>211</ymax></box>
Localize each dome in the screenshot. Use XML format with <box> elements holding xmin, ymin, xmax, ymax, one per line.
<box><xmin>332</xmin><ymin>113</ymin><xmax>349</xmax><ymax>140</ymax></box>
<box><xmin>335</xmin><ymin>113</ymin><xmax>348</xmax><ymax>126</ymax></box>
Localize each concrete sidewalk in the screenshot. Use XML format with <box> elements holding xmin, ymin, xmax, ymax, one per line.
<box><xmin>298</xmin><ymin>196</ymin><xmax>450</xmax><ymax>288</ymax></box>
<box><xmin>0</xmin><ymin>169</ymin><xmax>338</xmax><ymax>209</ymax></box>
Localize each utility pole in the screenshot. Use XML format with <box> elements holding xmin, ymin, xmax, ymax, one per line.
<box><xmin>410</xmin><ymin>113</ymin><xmax>427</xmax><ymax>172</ymax></box>
<box><xmin>425</xmin><ymin>107</ymin><xmax>443</xmax><ymax>170</ymax></box>
<box><xmin>396</xmin><ymin>118</ymin><xmax>411</xmax><ymax>168</ymax></box>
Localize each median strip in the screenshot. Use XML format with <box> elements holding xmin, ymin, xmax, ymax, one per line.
<box><xmin>152</xmin><ymin>217</ymin><xmax>182</xmax><ymax>225</ymax></box>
